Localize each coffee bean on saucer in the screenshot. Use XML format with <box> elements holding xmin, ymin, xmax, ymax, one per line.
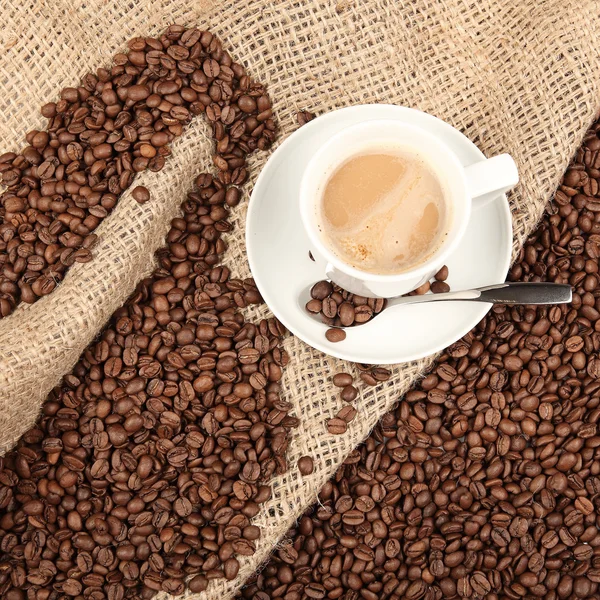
<box><xmin>435</xmin><ymin>265</ymin><xmax>449</xmax><ymax>280</ymax></box>
<box><xmin>327</xmin><ymin>417</ymin><xmax>347</xmax><ymax>434</ymax></box>
<box><xmin>325</xmin><ymin>327</ymin><xmax>346</xmax><ymax>342</ymax></box>
<box><xmin>305</xmin><ymin>299</ymin><xmax>322</xmax><ymax>313</ymax></box>
<box><xmin>354</xmin><ymin>304</ymin><xmax>373</xmax><ymax>323</ymax></box>
<box><xmin>412</xmin><ymin>281</ymin><xmax>431</xmax><ymax>295</ymax></box>
<box><xmin>132</xmin><ymin>185</ymin><xmax>150</xmax><ymax>204</ymax></box>
<box><xmin>298</xmin><ymin>456</ymin><xmax>314</xmax><ymax>475</ymax></box>
<box><xmin>338</xmin><ymin>302</ymin><xmax>355</xmax><ymax>326</ymax></box>
<box><xmin>431</xmin><ymin>280</ymin><xmax>450</xmax><ymax>294</ymax></box>
<box><xmin>311</xmin><ymin>280</ymin><xmax>333</xmax><ymax>300</ymax></box>
<box><xmin>322</xmin><ymin>297</ymin><xmax>338</xmax><ymax>318</ymax></box>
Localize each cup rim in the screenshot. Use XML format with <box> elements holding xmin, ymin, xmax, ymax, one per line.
<box><xmin>299</xmin><ymin>119</ymin><xmax>471</xmax><ymax>283</ymax></box>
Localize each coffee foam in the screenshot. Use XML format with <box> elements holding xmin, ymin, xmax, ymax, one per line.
<box><xmin>319</xmin><ymin>150</ymin><xmax>447</xmax><ymax>275</ymax></box>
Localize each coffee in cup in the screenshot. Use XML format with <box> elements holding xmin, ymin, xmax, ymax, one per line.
<box><xmin>319</xmin><ymin>149</ymin><xmax>449</xmax><ymax>275</ymax></box>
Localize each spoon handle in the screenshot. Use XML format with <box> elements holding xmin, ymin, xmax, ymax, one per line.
<box><xmin>476</xmin><ymin>282</ymin><xmax>572</xmax><ymax>305</ymax></box>
<box><xmin>389</xmin><ymin>282</ymin><xmax>572</xmax><ymax>307</ymax></box>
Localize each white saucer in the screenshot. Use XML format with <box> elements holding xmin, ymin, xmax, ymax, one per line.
<box><xmin>246</xmin><ymin>105</ymin><xmax>512</xmax><ymax>364</ymax></box>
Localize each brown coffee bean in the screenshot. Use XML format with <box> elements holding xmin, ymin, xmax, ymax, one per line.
<box><xmin>305</xmin><ymin>583</ymin><xmax>326</xmax><ymax>599</ymax></box>
<box><xmin>371</xmin><ymin>367</ymin><xmax>391</xmax><ymax>381</ymax></box>
<box><xmin>238</xmin><ymin>95</ymin><xmax>257</xmax><ymax>113</ymax></box>
<box><xmin>575</xmin><ymin>497</ymin><xmax>594</xmax><ymax>515</ymax></box>
<box><xmin>188</xmin><ymin>574</ymin><xmax>208</xmax><ymax>593</ymax></box>
<box><xmin>325</xmin><ymin>328</ymin><xmax>346</xmax><ymax>343</ymax></box>
<box><xmin>297</xmin><ymin>456</ymin><xmax>314</xmax><ymax>475</ymax></box>
<box><xmin>337</xmin><ymin>405</ymin><xmax>357</xmax><ymax>423</ymax></box>
<box><xmin>306</xmin><ymin>299</ymin><xmax>322</xmax><ymax>313</ymax></box>
<box><xmin>338</xmin><ymin>302</ymin><xmax>355</xmax><ymax>326</ymax></box>
<box><xmin>132</xmin><ymin>186</ymin><xmax>150</xmax><ymax>204</ymax></box>
<box><xmin>434</xmin><ymin>265</ymin><xmax>449</xmax><ymax>281</ymax></box>
<box><xmin>360</xmin><ymin>372</ymin><xmax>378</xmax><ymax>386</ymax></box>
<box><xmin>311</xmin><ymin>280</ymin><xmax>333</xmax><ymax>300</ymax></box>
<box><xmin>297</xmin><ymin>110</ymin><xmax>316</xmax><ymax>126</ymax></box>
<box><xmin>354</xmin><ymin>304</ymin><xmax>373</xmax><ymax>323</ymax></box>
<box><xmin>431</xmin><ymin>280</ymin><xmax>450</xmax><ymax>294</ymax></box>
<box><xmin>341</xmin><ymin>385</ymin><xmax>358</xmax><ymax>402</ymax></box>
<box><xmin>322</xmin><ymin>297</ymin><xmax>337</xmax><ymax>318</ymax></box>
<box><xmin>333</xmin><ymin>372</ymin><xmax>353</xmax><ymax>387</ymax></box>
<box><xmin>327</xmin><ymin>417</ymin><xmax>347</xmax><ymax>435</ymax></box>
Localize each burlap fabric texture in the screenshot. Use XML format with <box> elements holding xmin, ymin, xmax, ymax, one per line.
<box><xmin>1</xmin><ymin>0</ymin><xmax>600</xmax><ymax>598</ymax></box>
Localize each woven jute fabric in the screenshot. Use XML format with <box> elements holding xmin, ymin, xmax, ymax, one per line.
<box><xmin>1</xmin><ymin>0</ymin><xmax>600</xmax><ymax>597</ymax></box>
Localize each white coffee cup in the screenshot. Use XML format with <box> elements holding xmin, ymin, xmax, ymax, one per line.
<box><xmin>299</xmin><ymin>118</ymin><xmax>518</xmax><ymax>298</ymax></box>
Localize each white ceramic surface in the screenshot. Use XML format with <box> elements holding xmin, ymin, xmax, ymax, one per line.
<box><xmin>246</xmin><ymin>105</ymin><xmax>512</xmax><ymax>364</ymax></box>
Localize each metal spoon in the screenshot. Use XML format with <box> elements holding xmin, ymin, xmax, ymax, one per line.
<box><xmin>302</xmin><ymin>282</ymin><xmax>572</xmax><ymax>328</ymax></box>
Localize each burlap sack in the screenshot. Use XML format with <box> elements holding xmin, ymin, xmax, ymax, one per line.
<box><xmin>1</xmin><ymin>0</ymin><xmax>600</xmax><ymax>597</ymax></box>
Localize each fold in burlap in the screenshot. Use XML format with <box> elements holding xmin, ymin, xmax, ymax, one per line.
<box><xmin>1</xmin><ymin>1</ymin><xmax>600</xmax><ymax>598</ymax></box>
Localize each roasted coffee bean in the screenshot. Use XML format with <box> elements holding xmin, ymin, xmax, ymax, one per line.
<box><xmin>434</xmin><ymin>265</ymin><xmax>449</xmax><ymax>281</ymax></box>
<box><xmin>0</xmin><ymin>26</ymin><xmax>290</xmax><ymax>600</ymax></box>
<box><xmin>132</xmin><ymin>185</ymin><xmax>150</xmax><ymax>204</ymax></box>
<box><xmin>359</xmin><ymin>371</ymin><xmax>378</xmax><ymax>386</ymax></box>
<box><xmin>431</xmin><ymin>280</ymin><xmax>450</xmax><ymax>294</ymax></box>
<box><xmin>325</xmin><ymin>328</ymin><xmax>346</xmax><ymax>343</ymax></box>
<box><xmin>310</xmin><ymin>280</ymin><xmax>333</xmax><ymax>300</ymax></box>
<box><xmin>321</xmin><ymin>297</ymin><xmax>337</xmax><ymax>318</ymax></box>
<box><xmin>0</xmin><ymin>25</ymin><xmax>276</xmax><ymax>320</ymax></box>
<box><xmin>296</xmin><ymin>110</ymin><xmax>316</xmax><ymax>126</ymax></box>
<box><xmin>340</xmin><ymin>384</ymin><xmax>358</xmax><ymax>402</ymax></box>
<box><xmin>297</xmin><ymin>456</ymin><xmax>314</xmax><ymax>475</ymax></box>
<box><xmin>336</xmin><ymin>405</ymin><xmax>356</xmax><ymax>423</ymax></box>
<box><xmin>326</xmin><ymin>417</ymin><xmax>347</xmax><ymax>435</ymax></box>
<box><xmin>338</xmin><ymin>302</ymin><xmax>355</xmax><ymax>326</ymax></box>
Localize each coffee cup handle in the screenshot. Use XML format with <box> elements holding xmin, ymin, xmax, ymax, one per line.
<box><xmin>465</xmin><ymin>154</ymin><xmax>519</xmax><ymax>208</ymax></box>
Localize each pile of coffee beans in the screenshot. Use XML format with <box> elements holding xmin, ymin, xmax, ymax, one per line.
<box><xmin>0</xmin><ymin>24</ymin><xmax>275</xmax><ymax>320</ymax></box>
<box><xmin>306</xmin><ymin>281</ymin><xmax>387</xmax><ymax>329</ymax></box>
<box><xmin>307</xmin><ymin>267</ymin><xmax>450</xmax><ymax>343</ymax></box>
<box><xmin>325</xmin><ymin>368</ymin><xmax>391</xmax><ymax>435</ymax></box>
<box><xmin>328</xmin><ymin>372</ymin><xmax>359</xmax><ymax>435</ymax></box>
<box><xmin>237</xmin><ymin>125</ymin><xmax>600</xmax><ymax>597</ymax></box>
<box><xmin>0</xmin><ymin>171</ymin><xmax>298</xmax><ymax>599</ymax></box>
<box><xmin>0</xmin><ymin>26</ymin><xmax>295</xmax><ymax>600</ymax></box>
